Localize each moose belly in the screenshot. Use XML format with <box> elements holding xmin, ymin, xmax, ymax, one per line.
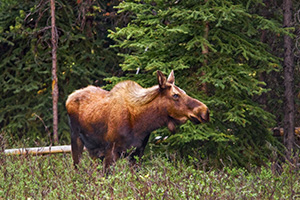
<box><xmin>79</xmin><ymin>133</ymin><xmax>107</xmax><ymax>159</ymax></box>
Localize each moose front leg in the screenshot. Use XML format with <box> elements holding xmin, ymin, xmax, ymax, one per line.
<box><xmin>103</xmin><ymin>142</ymin><xmax>120</xmax><ymax>173</ymax></box>
<box><xmin>129</xmin><ymin>134</ymin><xmax>150</xmax><ymax>168</ymax></box>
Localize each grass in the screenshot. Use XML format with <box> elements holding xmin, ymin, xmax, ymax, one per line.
<box><xmin>0</xmin><ymin>151</ymin><xmax>300</xmax><ymax>200</ymax></box>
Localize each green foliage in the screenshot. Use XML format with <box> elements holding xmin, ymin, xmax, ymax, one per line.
<box><xmin>0</xmin><ymin>0</ymin><xmax>122</xmax><ymax>147</ymax></box>
<box><xmin>0</xmin><ymin>152</ymin><xmax>299</xmax><ymax>199</ymax></box>
<box><xmin>108</xmin><ymin>0</ymin><xmax>287</xmax><ymax>167</ymax></box>
<box><xmin>1</xmin><ymin>0</ymin><xmax>298</xmax><ymax>169</ymax></box>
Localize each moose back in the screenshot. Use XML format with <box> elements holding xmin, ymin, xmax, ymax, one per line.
<box><xmin>66</xmin><ymin>70</ymin><xmax>209</xmax><ymax>170</ymax></box>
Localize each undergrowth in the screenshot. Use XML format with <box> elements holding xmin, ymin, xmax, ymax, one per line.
<box><xmin>0</xmin><ymin>151</ymin><xmax>299</xmax><ymax>199</ymax></box>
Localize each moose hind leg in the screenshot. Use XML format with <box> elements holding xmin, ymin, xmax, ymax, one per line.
<box><xmin>71</xmin><ymin>134</ymin><xmax>84</xmax><ymax>168</ymax></box>
<box><xmin>69</xmin><ymin>118</ymin><xmax>84</xmax><ymax>168</ymax></box>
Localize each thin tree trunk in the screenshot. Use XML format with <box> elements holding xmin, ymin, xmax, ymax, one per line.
<box><xmin>51</xmin><ymin>0</ymin><xmax>59</xmax><ymax>144</ymax></box>
<box><xmin>283</xmin><ymin>0</ymin><xmax>294</xmax><ymax>159</ymax></box>
<box><xmin>201</xmin><ymin>21</ymin><xmax>209</xmax><ymax>93</ymax></box>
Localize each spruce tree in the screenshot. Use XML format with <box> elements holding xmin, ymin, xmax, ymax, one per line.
<box><xmin>0</xmin><ymin>0</ymin><xmax>122</xmax><ymax>146</ymax></box>
<box><xmin>109</xmin><ymin>0</ymin><xmax>288</xmax><ymax>167</ymax></box>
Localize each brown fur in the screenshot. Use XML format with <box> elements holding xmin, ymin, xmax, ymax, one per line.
<box><xmin>66</xmin><ymin>71</ymin><xmax>209</xmax><ymax>171</ymax></box>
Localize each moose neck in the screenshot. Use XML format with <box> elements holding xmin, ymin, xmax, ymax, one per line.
<box><xmin>131</xmin><ymin>94</ymin><xmax>169</xmax><ymax>139</ymax></box>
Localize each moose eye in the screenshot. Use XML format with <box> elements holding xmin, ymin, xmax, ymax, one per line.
<box><xmin>172</xmin><ymin>94</ymin><xmax>179</xmax><ymax>100</ymax></box>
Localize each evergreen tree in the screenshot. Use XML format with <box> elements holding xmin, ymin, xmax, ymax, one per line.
<box><xmin>109</xmin><ymin>0</ymin><xmax>289</xmax><ymax>167</ymax></box>
<box><xmin>0</xmin><ymin>0</ymin><xmax>123</xmax><ymax>146</ymax></box>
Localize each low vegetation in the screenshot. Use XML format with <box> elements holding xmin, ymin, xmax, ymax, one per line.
<box><xmin>1</xmin><ymin>152</ymin><xmax>299</xmax><ymax>199</ymax></box>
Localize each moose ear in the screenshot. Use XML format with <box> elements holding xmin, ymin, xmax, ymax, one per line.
<box><xmin>167</xmin><ymin>70</ymin><xmax>175</xmax><ymax>85</ymax></box>
<box><xmin>157</xmin><ymin>70</ymin><xmax>167</xmax><ymax>89</ymax></box>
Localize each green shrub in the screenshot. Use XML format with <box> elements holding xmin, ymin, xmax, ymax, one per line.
<box><xmin>0</xmin><ymin>152</ymin><xmax>299</xmax><ymax>199</ymax></box>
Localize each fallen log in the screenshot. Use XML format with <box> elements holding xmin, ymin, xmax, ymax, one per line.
<box><xmin>4</xmin><ymin>145</ymin><xmax>72</xmax><ymax>155</ymax></box>
<box><xmin>4</xmin><ymin>127</ymin><xmax>300</xmax><ymax>155</ymax></box>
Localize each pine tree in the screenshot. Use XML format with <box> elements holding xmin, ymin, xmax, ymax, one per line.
<box><xmin>109</xmin><ymin>0</ymin><xmax>289</xmax><ymax>167</ymax></box>
<box><xmin>0</xmin><ymin>0</ymin><xmax>123</xmax><ymax>146</ymax></box>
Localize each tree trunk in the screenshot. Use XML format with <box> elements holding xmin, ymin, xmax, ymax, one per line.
<box><xmin>51</xmin><ymin>0</ymin><xmax>59</xmax><ymax>144</ymax></box>
<box><xmin>201</xmin><ymin>21</ymin><xmax>209</xmax><ymax>93</ymax></box>
<box><xmin>283</xmin><ymin>0</ymin><xmax>294</xmax><ymax>159</ymax></box>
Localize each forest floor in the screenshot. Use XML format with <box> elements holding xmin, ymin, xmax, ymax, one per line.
<box><xmin>0</xmin><ymin>152</ymin><xmax>299</xmax><ymax>199</ymax></box>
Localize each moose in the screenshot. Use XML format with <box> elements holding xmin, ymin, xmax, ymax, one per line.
<box><xmin>66</xmin><ymin>70</ymin><xmax>209</xmax><ymax>171</ymax></box>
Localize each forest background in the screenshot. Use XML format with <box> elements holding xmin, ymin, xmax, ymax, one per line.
<box><xmin>1</xmin><ymin>0</ymin><xmax>300</xmax><ymax>169</ymax></box>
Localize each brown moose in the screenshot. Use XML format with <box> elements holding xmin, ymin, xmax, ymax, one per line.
<box><xmin>66</xmin><ymin>70</ymin><xmax>209</xmax><ymax>171</ymax></box>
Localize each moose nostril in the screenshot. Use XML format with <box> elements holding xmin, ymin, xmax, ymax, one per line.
<box><xmin>200</xmin><ymin>110</ymin><xmax>209</xmax><ymax>123</ymax></box>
